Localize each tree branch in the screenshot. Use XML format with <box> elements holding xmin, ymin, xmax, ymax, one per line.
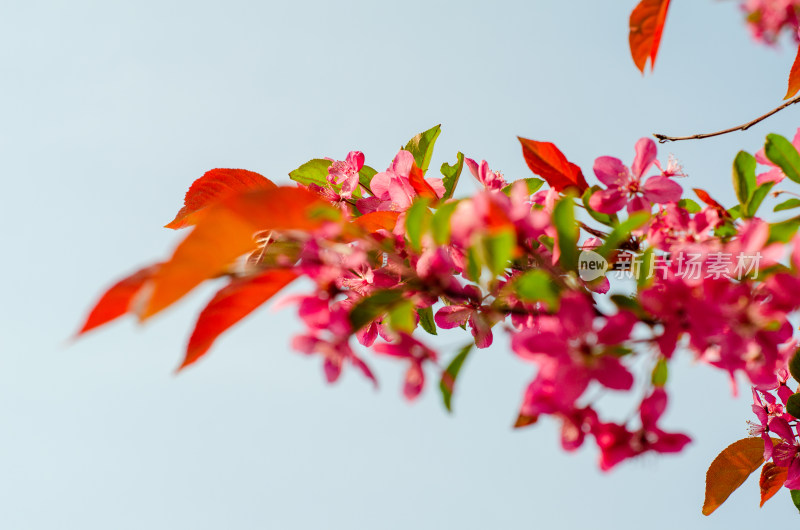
<box><xmin>653</xmin><ymin>95</ymin><xmax>800</xmax><ymax>143</ymax></box>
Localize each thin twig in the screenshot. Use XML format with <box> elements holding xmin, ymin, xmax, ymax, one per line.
<box><xmin>653</xmin><ymin>94</ymin><xmax>800</xmax><ymax>143</ymax></box>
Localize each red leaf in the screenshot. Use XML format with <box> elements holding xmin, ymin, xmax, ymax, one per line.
<box><xmin>141</xmin><ymin>186</ymin><xmax>336</xmax><ymax>320</ymax></box>
<box><xmin>629</xmin><ymin>0</ymin><xmax>671</xmax><ymax>74</ymax></box>
<box><xmin>351</xmin><ymin>211</ymin><xmax>400</xmax><ymax>234</ymax></box>
<box><xmin>702</xmin><ymin>437</ymin><xmax>771</xmax><ymax>516</ymax></box>
<box><xmin>693</xmin><ymin>188</ymin><xmax>731</xmax><ymax>219</ymax></box>
<box><xmin>179</xmin><ymin>269</ymin><xmax>298</xmax><ymax>371</ymax></box>
<box><xmin>513</xmin><ymin>413</ymin><xmax>538</xmax><ymax>429</ymax></box>
<box><xmin>518</xmin><ymin>137</ymin><xmax>588</xmax><ymax>193</ymax></box>
<box><xmin>785</xmin><ymin>44</ymin><xmax>800</xmax><ymax>100</ymax></box>
<box><xmin>77</xmin><ymin>265</ymin><xmax>159</xmax><ymax>335</ymax></box>
<box><xmin>759</xmin><ymin>462</ymin><xmax>788</xmax><ymax>507</ymax></box>
<box><xmin>408</xmin><ymin>161</ymin><xmax>439</xmax><ymax>201</ymax></box>
<box><xmin>165</xmin><ymin>169</ymin><xmax>277</xmax><ymax>229</ymax></box>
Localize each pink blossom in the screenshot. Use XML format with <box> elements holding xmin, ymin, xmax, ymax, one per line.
<box><xmin>512</xmin><ymin>294</ymin><xmax>636</xmax><ymax>417</ymax></box>
<box><xmin>588</xmin><ymin>138</ymin><xmax>682</xmax><ymax>214</ymax></box>
<box><xmin>327</xmin><ymin>151</ymin><xmax>365</xmax><ymax>199</ymax></box>
<box><xmin>366</xmin><ymin>150</ymin><xmax>445</xmax><ymax>211</ymax></box>
<box><xmin>372</xmin><ymin>334</ymin><xmax>438</xmax><ymax>400</ymax></box>
<box><xmin>465</xmin><ymin>158</ymin><xmax>507</xmax><ymax>190</ymax></box>
<box><xmin>594</xmin><ymin>388</ymin><xmax>691</xmax><ymax>471</ymax></box>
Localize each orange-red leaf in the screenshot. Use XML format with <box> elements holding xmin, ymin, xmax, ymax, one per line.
<box><xmin>513</xmin><ymin>413</ymin><xmax>538</xmax><ymax>429</ymax></box>
<box><xmin>351</xmin><ymin>211</ymin><xmax>400</xmax><ymax>234</ymax></box>
<box><xmin>702</xmin><ymin>437</ymin><xmax>768</xmax><ymax>516</ymax></box>
<box><xmin>179</xmin><ymin>269</ymin><xmax>298</xmax><ymax>371</ymax></box>
<box><xmin>165</xmin><ymin>169</ymin><xmax>277</xmax><ymax>229</ymax></box>
<box><xmin>141</xmin><ymin>186</ymin><xmax>335</xmax><ymax>320</ymax></box>
<box><xmin>759</xmin><ymin>462</ymin><xmax>788</xmax><ymax>507</ymax></box>
<box><xmin>785</xmin><ymin>44</ymin><xmax>800</xmax><ymax>100</ymax></box>
<box><xmin>408</xmin><ymin>161</ymin><xmax>440</xmax><ymax>201</ymax></box>
<box><xmin>77</xmin><ymin>265</ymin><xmax>159</xmax><ymax>335</ymax></box>
<box><xmin>693</xmin><ymin>188</ymin><xmax>731</xmax><ymax>219</ymax></box>
<box><xmin>629</xmin><ymin>0</ymin><xmax>671</xmax><ymax>73</ymax></box>
<box><xmin>518</xmin><ymin>137</ymin><xmax>588</xmax><ymax>193</ymax></box>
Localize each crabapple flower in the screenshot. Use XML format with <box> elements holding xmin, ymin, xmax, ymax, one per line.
<box><xmin>373</xmin><ymin>334</ymin><xmax>438</xmax><ymax>400</ymax></box>
<box><xmin>741</xmin><ymin>0</ymin><xmax>800</xmax><ymax>44</ymax></box>
<box><xmin>594</xmin><ymin>388</ymin><xmax>691</xmax><ymax>471</ymax></box>
<box><xmin>326</xmin><ymin>151</ymin><xmax>365</xmax><ymax>199</ymax></box>
<box><xmin>465</xmin><ymin>158</ymin><xmax>507</xmax><ymax>190</ymax></box>
<box><xmin>589</xmin><ymin>138</ymin><xmax>682</xmax><ymax>214</ymax></box>
<box><xmin>364</xmin><ymin>150</ymin><xmax>445</xmax><ymax>212</ymax></box>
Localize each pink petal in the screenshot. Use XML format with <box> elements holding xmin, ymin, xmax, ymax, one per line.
<box><xmin>369</xmin><ymin>171</ymin><xmax>394</xmax><ymax>200</ymax></box>
<box><xmin>593</xmin><ymin>156</ymin><xmax>629</xmax><ymax>186</ymax></box>
<box><xmin>465</xmin><ymin>157</ymin><xmax>480</xmax><ymax>180</ymax></box>
<box><xmin>511</xmin><ymin>330</ymin><xmax>566</xmax><ymax>360</ymax></box>
<box><xmin>631</xmin><ymin>138</ymin><xmax>657</xmax><ymax>178</ymax></box>
<box><xmin>592</xmin><ymin>356</ymin><xmax>634</xmax><ymax>391</ymax></box>
<box><xmin>626</xmin><ymin>194</ymin><xmax>650</xmax><ymax>214</ymax></box>
<box><xmin>391</xmin><ymin>150</ymin><xmax>415</xmax><ymax>178</ymax></box>
<box><xmin>403</xmin><ymin>361</ymin><xmax>424</xmax><ymax>400</ymax></box>
<box><xmin>643</xmin><ymin>175</ymin><xmax>682</xmax><ymax>204</ymax></box>
<box><xmin>757</xmin><ymin>168</ymin><xmax>785</xmax><ymax>186</ymax></box>
<box><xmin>649</xmin><ymin>430</ymin><xmax>691</xmax><ymax>454</ymax></box>
<box><xmin>469</xmin><ymin>313</ymin><xmax>493</xmax><ymax>349</ymax></box>
<box><xmin>434</xmin><ymin>305</ymin><xmax>472</xmax><ymax>329</ymax></box>
<box><xmin>589</xmin><ymin>187</ymin><xmax>627</xmax><ymax>214</ymax></box>
<box><xmin>639</xmin><ymin>388</ymin><xmax>667</xmax><ymax>428</ymax></box>
<box><xmin>346</xmin><ymin>150</ymin><xmax>364</xmax><ymax>172</ymax></box>
<box><xmin>597</xmin><ymin>311</ymin><xmax>636</xmax><ymax>345</ymax></box>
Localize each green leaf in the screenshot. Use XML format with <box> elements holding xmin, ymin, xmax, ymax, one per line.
<box><xmin>405</xmin><ymin>198</ymin><xmax>432</xmax><ymax>252</ymax></box>
<box><xmin>416</xmin><ymin>306</ymin><xmax>437</xmax><ymax>336</ymax></box>
<box><xmin>553</xmin><ymin>196</ymin><xmax>579</xmax><ymax>270</ymax></box>
<box><xmin>768</xmin><ymin>216</ymin><xmax>800</xmax><ymax>244</ymax></box>
<box><xmin>582</xmin><ymin>187</ymin><xmax>616</xmax><ymax>226</ymax></box>
<box><xmin>745</xmin><ymin>182</ymin><xmax>774</xmax><ymax>218</ymax></box>
<box><xmin>502</xmin><ymin>178</ymin><xmax>544</xmax><ymax>196</ymax></box>
<box><xmin>775</xmin><ymin>198</ymin><xmax>800</xmax><ymax>212</ymax></box>
<box><xmin>387</xmin><ymin>300</ymin><xmax>416</xmax><ymax>334</ymax></box>
<box><xmin>439</xmin><ymin>343</ymin><xmax>473</xmax><ymax>412</ymax></box>
<box><xmin>765</xmin><ymin>133</ymin><xmax>800</xmax><ymax>184</ymax></box>
<box><xmin>440</xmin><ymin>152</ymin><xmax>464</xmax><ymax>200</ymax></box>
<box><xmin>678</xmin><ymin>198</ymin><xmax>702</xmax><ymax>213</ymax></box>
<box><xmin>789</xmin><ymin>348</ymin><xmax>800</xmax><ymax>383</ymax></box>
<box><xmin>358</xmin><ymin>165</ymin><xmax>377</xmax><ymax>195</ymax></box>
<box><xmin>788</xmin><ymin>394</ymin><xmax>800</xmax><ymax>420</ymax></box>
<box><xmin>349</xmin><ymin>289</ymin><xmax>405</xmax><ymax>331</ymax></box>
<box><xmin>651</xmin><ymin>358</ymin><xmax>669</xmax><ymax>387</ymax></box>
<box><xmin>514</xmin><ymin>270</ymin><xmax>559</xmax><ymax>309</ymax></box>
<box><xmin>732</xmin><ymin>151</ymin><xmax>757</xmax><ymax>205</ymax></box>
<box><xmin>483</xmin><ymin>229</ymin><xmax>515</xmax><ymax>276</ymax></box>
<box><xmin>727</xmin><ymin>205</ymin><xmax>742</xmax><ymax>221</ymax></box>
<box><xmin>791</xmin><ymin>490</ymin><xmax>800</xmax><ymax>514</ymax></box>
<box><xmin>610</xmin><ymin>294</ymin><xmax>643</xmax><ymax>314</ymax></box>
<box><xmin>595</xmin><ymin>211</ymin><xmax>650</xmax><ymax>259</ymax></box>
<box><xmin>431</xmin><ymin>200</ymin><xmax>459</xmax><ymax>245</ymax></box>
<box><xmin>404</xmin><ymin>124</ymin><xmax>441</xmax><ymax>173</ymax></box>
<box><xmin>289</xmin><ymin>159</ymin><xmax>332</xmax><ymax>187</ymax></box>
<box><xmin>465</xmin><ymin>245</ymin><xmax>481</xmax><ymax>282</ymax></box>
<box><xmin>637</xmin><ymin>247</ymin><xmax>655</xmax><ymax>290</ymax></box>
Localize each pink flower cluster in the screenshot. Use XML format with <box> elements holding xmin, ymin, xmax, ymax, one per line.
<box><xmin>741</xmin><ymin>0</ymin><xmax>800</xmax><ymax>44</ymax></box>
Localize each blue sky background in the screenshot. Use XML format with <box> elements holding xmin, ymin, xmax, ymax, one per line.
<box><xmin>2</xmin><ymin>0</ymin><xmax>800</xmax><ymax>527</ymax></box>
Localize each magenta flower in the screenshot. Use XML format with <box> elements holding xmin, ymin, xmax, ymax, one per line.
<box><xmin>588</xmin><ymin>138</ymin><xmax>682</xmax><ymax>214</ymax></box>
<box><xmin>512</xmin><ymin>294</ymin><xmax>636</xmax><ymax>417</ymax></box>
<box><xmin>434</xmin><ymin>285</ymin><xmax>493</xmax><ymax>348</ymax></box>
<box><xmin>372</xmin><ymin>334</ymin><xmax>438</xmax><ymax>400</ymax></box>
<box><xmin>465</xmin><ymin>158</ymin><xmax>507</xmax><ymax>190</ymax></box>
<box><xmin>327</xmin><ymin>151</ymin><xmax>364</xmax><ymax>199</ymax></box>
<box><xmin>365</xmin><ymin>150</ymin><xmax>445</xmax><ymax>212</ymax></box>
<box><xmin>594</xmin><ymin>388</ymin><xmax>691</xmax><ymax>471</ymax></box>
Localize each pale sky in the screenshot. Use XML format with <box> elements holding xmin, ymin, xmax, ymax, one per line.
<box><xmin>1</xmin><ymin>0</ymin><xmax>799</xmax><ymax>527</ymax></box>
